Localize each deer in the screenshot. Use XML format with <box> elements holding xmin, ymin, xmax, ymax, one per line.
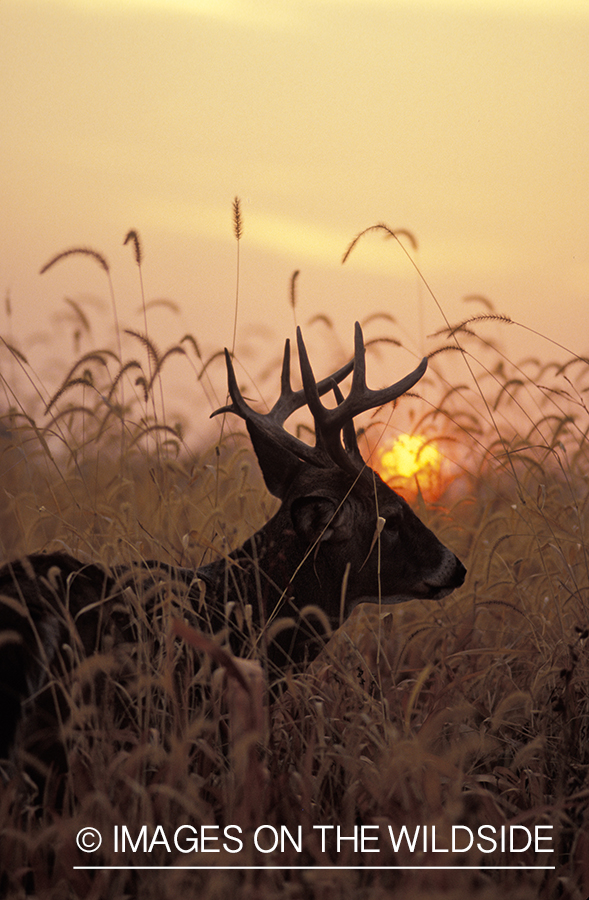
<box><xmin>0</xmin><ymin>322</ymin><xmax>465</xmax><ymax>798</ymax></box>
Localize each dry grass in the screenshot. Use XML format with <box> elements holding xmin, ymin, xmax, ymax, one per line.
<box><xmin>1</xmin><ymin>245</ymin><xmax>588</xmax><ymax>899</ymax></box>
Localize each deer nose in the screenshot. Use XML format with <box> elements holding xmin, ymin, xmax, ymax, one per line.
<box><xmin>450</xmin><ymin>558</ymin><xmax>467</xmax><ymax>588</ymax></box>
<box><xmin>422</xmin><ymin>552</ymin><xmax>466</xmax><ymax>599</ymax></box>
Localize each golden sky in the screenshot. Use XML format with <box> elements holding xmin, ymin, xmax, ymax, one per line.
<box><xmin>1</xmin><ymin>0</ymin><xmax>588</xmax><ymax>373</ymax></box>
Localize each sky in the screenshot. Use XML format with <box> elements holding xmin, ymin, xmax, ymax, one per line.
<box><xmin>1</xmin><ymin>0</ymin><xmax>588</xmax><ymax>411</ymax></box>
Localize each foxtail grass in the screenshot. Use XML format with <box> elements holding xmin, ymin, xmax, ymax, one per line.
<box><xmin>1</xmin><ymin>230</ymin><xmax>588</xmax><ymax>899</ymax></box>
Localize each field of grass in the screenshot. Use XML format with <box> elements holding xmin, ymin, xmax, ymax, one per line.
<box><xmin>1</xmin><ymin>236</ymin><xmax>588</xmax><ymax>899</ymax></box>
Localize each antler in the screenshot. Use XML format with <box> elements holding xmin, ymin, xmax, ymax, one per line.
<box><xmin>212</xmin><ymin>322</ymin><xmax>427</xmax><ymax>473</ymax></box>
<box><xmin>297</xmin><ymin>321</ymin><xmax>427</xmax><ymax>473</ymax></box>
<box><xmin>211</xmin><ymin>340</ymin><xmax>354</xmax><ymax>467</ymax></box>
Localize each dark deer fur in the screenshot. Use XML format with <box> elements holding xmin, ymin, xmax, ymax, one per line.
<box><xmin>0</xmin><ymin>323</ymin><xmax>465</xmax><ymax>793</ymax></box>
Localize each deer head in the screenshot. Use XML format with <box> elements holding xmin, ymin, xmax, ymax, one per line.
<box><xmin>210</xmin><ymin>323</ymin><xmax>465</xmax><ymax>665</ymax></box>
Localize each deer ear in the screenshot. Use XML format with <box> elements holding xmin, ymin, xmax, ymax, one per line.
<box><xmin>246</xmin><ymin>422</ymin><xmax>302</xmax><ymax>499</ymax></box>
<box><xmin>291</xmin><ymin>495</ymin><xmax>353</xmax><ymax>544</ymax></box>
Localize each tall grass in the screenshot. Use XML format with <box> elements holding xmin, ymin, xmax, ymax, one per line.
<box><xmin>0</xmin><ymin>235</ymin><xmax>588</xmax><ymax>899</ymax></box>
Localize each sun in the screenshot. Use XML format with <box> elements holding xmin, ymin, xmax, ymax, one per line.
<box><xmin>377</xmin><ymin>434</ymin><xmax>445</xmax><ymax>501</ymax></box>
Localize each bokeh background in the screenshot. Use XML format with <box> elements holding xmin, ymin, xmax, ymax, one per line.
<box><xmin>1</xmin><ymin>0</ymin><xmax>588</xmax><ymax>383</ymax></box>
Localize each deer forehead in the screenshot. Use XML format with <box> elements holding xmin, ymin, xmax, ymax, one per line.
<box><xmin>285</xmin><ymin>464</ymin><xmax>405</xmax><ymax>516</ymax></box>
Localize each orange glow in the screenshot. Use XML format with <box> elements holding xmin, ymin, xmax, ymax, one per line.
<box><xmin>0</xmin><ymin>1</ymin><xmax>587</xmax><ymax>368</ymax></box>
<box><xmin>377</xmin><ymin>435</ymin><xmax>446</xmax><ymax>502</ymax></box>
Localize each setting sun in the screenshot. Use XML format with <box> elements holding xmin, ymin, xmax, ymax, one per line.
<box><xmin>378</xmin><ymin>434</ymin><xmax>444</xmax><ymax>500</ymax></box>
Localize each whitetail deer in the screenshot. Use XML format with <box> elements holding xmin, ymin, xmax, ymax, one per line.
<box><xmin>0</xmin><ymin>323</ymin><xmax>465</xmax><ymax>793</ymax></box>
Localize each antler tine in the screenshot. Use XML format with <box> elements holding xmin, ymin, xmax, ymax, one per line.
<box><xmin>212</xmin><ymin>348</ymin><xmax>249</xmax><ymax>418</ymax></box>
<box><xmin>297</xmin><ymin>321</ymin><xmax>428</xmax><ymax>471</ymax></box>
<box><xmin>296</xmin><ymin>326</ymin><xmax>357</xmax><ymax>471</ymax></box>
<box><xmin>270</xmin><ymin>339</ymin><xmax>355</xmax><ymax>423</ymax></box>
<box><xmin>331</xmin><ymin>379</ymin><xmax>365</xmax><ymax>467</ymax></box>
<box><xmin>345</xmin><ymin>321</ymin><xmax>428</xmax><ymax>417</ymax></box>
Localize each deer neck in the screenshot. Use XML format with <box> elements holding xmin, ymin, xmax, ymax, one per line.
<box><xmin>196</xmin><ymin>511</ymin><xmax>341</xmax><ymax>664</ymax></box>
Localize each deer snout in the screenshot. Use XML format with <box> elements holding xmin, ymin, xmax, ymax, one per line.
<box><xmin>421</xmin><ymin>549</ymin><xmax>466</xmax><ymax>600</ymax></box>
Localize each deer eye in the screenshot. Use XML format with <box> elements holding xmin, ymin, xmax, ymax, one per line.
<box><xmin>384</xmin><ymin>514</ymin><xmax>400</xmax><ymax>537</ymax></box>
